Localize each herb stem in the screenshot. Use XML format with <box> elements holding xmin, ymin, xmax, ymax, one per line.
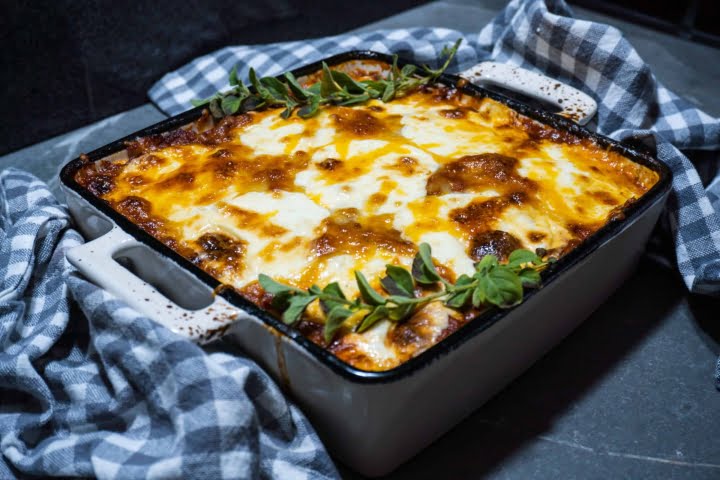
<box><xmin>314</xmin><ymin>293</ymin><xmax>358</xmax><ymax>308</ymax></box>
<box><xmin>192</xmin><ymin>40</ymin><xmax>463</xmax><ymax>119</ymax></box>
<box><xmin>259</xmin><ymin>242</ymin><xmax>551</xmax><ymax>343</ymax></box>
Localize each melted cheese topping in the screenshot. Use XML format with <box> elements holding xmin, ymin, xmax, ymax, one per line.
<box><xmin>75</xmin><ymin>77</ymin><xmax>658</xmax><ymax>371</ymax></box>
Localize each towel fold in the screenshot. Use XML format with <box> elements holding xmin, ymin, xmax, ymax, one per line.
<box><xmin>0</xmin><ymin>169</ymin><xmax>337</xmax><ymax>480</ymax></box>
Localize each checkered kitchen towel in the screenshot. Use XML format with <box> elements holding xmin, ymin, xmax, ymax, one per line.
<box><xmin>0</xmin><ymin>170</ymin><xmax>338</xmax><ymax>477</ymax></box>
<box><xmin>151</xmin><ymin>0</ymin><xmax>720</xmax><ymax>297</ymax></box>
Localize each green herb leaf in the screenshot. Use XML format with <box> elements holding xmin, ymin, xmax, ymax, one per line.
<box><xmin>387</xmin><ymin>295</ymin><xmax>430</xmax><ymax>306</ymax></box>
<box><xmin>454</xmin><ymin>273</ymin><xmax>474</xmax><ymax>287</ymax></box>
<box><xmin>507</xmin><ymin>249</ymin><xmax>541</xmax><ymax>269</ymax></box>
<box><xmin>480</xmin><ymin>266</ymin><xmax>523</xmax><ymax>308</ymax></box>
<box><xmin>324</xmin><ymin>306</ymin><xmax>353</xmax><ymax>342</ymax></box>
<box><xmin>476</xmin><ymin>254</ymin><xmax>498</xmax><ymax>273</ymax></box>
<box><xmin>280</xmin><ymin>104</ymin><xmax>294</xmax><ymax>119</ymax></box>
<box><xmin>412</xmin><ymin>243</ymin><xmax>442</xmax><ymax>284</ymax></box>
<box><xmin>400</xmin><ymin>64</ymin><xmax>417</xmax><ymax>77</ymax></box>
<box><xmin>329</xmin><ymin>70</ymin><xmax>366</xmax><ymax>93</ymax></box>
<box><xmin>270</xmin><ymin>290</ymin><xmax>293</xmax><ymax>310</ymax></box>
<box><xmin>323</xmin><ymin>282</ymin><xmax>346</xmax><ymax>299</ymax></box>
<box><xmin>209</xmin><ymin>100</ymin><xmax>224</xmax><ymax>118</ymax></box>
<box><xmin>387</xmin><ymin>303</ymin><xmax>414</xmax><ymax>321</ymax></box>
<box><xmin>471</xmin><ymin>283</ymin><xmax>486</xmax><ymax>308</ymax></box>
<box><xmin>381</xmin><ymin>81</ymin><xmax>396</xmax><ymax>102</ymax></box>
<box><xmin>221</xmin><ymin>95</ymin><xmax>241</xmax><ymax>116</ymax></box>
<box><xmin>320</xmin><ymin>62</ymin><xmax>342</xmax><ymax>97</ymax></box>
<box><xmin>445</xmin><ymin>289</ymin><xmax>472</xmax><ymax>308</ymax></box>
<box><xmin>356</xmin><ymin>306</ymin><xmax>388</xmax><ymax>333</ymax></box>
<box><xmin>355</xmin><ymin>271</ymin><xmax>386</xmax><ymax>306</ymax></box>
<box><xmin>229</xmin><ymin>66</ymin><xmax>239</xmax><ymax>86</ymax></box>
<box><xmin>517</xmin><ymin>267</ymin><xmax>541</xmax><ymax>288</ymax></box>
<box><xmin>282</xmin><ymin>295</ymin><xmax>316</xmax><ymax>325</ymax></box>
<box><xmin>380</xmin><ymin>276</ymin><xmax>404</xmax><ymax>297</ymax></box>
<box><xmin>383</xmin><ymin>265</ymin><xmax>415</xmax><ymax>297</ymax></box>
<box><xmin>297</xmin><ymin>95</ymin><xmax>321</xmax><ymax>118</ymax></box>
<box><xmin>283</xmin><ymin>72</ymin><xmax>310</xmax><ymax>101</ymax></box>
<box><xmin>338</xmin><ymin>92</ymin><xmax>371</xmax><ymax>106</ymax></box>
<box><xmin>444</xmin><ymin>274</ymin><xmax>474</xmax><ymax>308</ymax></box>
<box><xmin>259</xmin><ymin>274</ymin><xmax>299</xmax><ymax>295</ymax></box>
<box><xmin>249</xmin><ymin>68</ymin><xmax>274</xmax><ymax>104</ymax></box>
<box><xmin>418</xmin><ymin>243</ymin><xmax>437</xmax><ymax>272</ymax></box>
<box><xmin>237</xmin><ymin>80</ymin><xmax>251</xmax><ymax>98</ymax></box>
<box><xmin>260</xmin><ymin>76</ymin><xmax>291</xmax><ymax>102</ymax></box>
<box><xmin>241</xmin><ymin>95</ymin><xmax>263</xmax><ymax>112</ymax></box>
<box><xmin>319</xmin><ymin>282</ymin><xmax>348</xmax><ymax>313</ymax></box>
<box><xmin>360</xmin><ymin>80</ymin><xmax>385</xmax><ymax>98</ymax></box>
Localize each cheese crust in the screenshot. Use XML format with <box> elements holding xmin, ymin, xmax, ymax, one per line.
<box><xmin>75</xmin><ymin>65</ymin><xmax>658</xmax><ymax>371</ymax></box>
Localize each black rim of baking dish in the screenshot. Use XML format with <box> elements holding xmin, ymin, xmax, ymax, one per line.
<box><xmin>60</xmin><ymin>50</ymin><xmax>673</xmax><ymax>384</ymax></box>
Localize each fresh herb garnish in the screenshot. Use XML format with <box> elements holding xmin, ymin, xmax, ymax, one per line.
<box><xmin>258</xmin><ymin>243</ymin><xmax>553</xmax><ymax>343</ymax></box>
<box><xmin>192</xmin><ymin>39</ymin><xmax>462</xmax><ymax>119</ymax></box>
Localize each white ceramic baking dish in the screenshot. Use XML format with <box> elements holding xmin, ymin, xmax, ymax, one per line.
<box><xmin>60</xmin><ymin>52</ymin><xmax>671</xmax><ymax>477</ymax></box>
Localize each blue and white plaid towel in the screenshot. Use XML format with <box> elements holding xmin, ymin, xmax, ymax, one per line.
<box><xmin>0</xmin><ymin>170</ymin><xmax>338</xmax><ymax>477</ymax></box>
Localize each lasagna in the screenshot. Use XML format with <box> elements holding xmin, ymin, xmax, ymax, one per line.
<box><xmin>74</xmin><ymin>61</ymin><xmax>659</xmax><ymax>371</ymax></box>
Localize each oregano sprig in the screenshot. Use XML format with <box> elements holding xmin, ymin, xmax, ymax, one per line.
<box><xmin>192</xmin><ymin>39</ymin><xmax>462</xmax><ymax>119</ymax></box>
<box><xmin>258</xmin><ymin>243</ymin><xmax>553</xmax><ymax>343</ymax></box>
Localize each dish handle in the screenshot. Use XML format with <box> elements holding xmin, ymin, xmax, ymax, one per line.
<box><xmin>460</xmin><ymin>61</ymin><xmax>597</xmax><ymax>125</ymax></box>
<box><xmin>66</xmin><ymin>226</ymin><xmax>241</xmax><ymax>343</ymax></box>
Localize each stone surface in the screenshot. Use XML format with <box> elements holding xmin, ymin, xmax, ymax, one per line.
<box><xmin>0</xmin><ymin>104</ymin><xmax>166</xmax><ymax>199</ymax></box>
<box><xmin>1</xmin><ymin>1</ymin><xmax>718</xmax><ymax>479</ymax></box>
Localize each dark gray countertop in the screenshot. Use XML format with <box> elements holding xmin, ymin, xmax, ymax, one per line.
<box><xmin>3</xmin><ymin>1</ymin><xmax>719</xmax><ymax>478</ymax></box>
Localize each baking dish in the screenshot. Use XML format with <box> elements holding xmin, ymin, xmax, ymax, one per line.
<box><xmin>60</xmin><ymin>51</ymin><xmax>672</xmax><ymax>476</ymax></box>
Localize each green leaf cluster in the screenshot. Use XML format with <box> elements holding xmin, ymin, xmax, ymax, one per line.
<box><xmin>258</xmin><ymin>243</ymin><xmax>552</xmax><ymax>343</ymax></box>
<box><xmin>192</xmin><ymin>39</ymin><xmax>463</xmax><ymax>119</ymax></box>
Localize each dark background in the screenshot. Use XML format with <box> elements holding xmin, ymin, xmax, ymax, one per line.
<box><xmin>0</xmin><ymin>0</ymin><xmax>430</xmax><ymax>156</ymax></box>
<box><xmin>2</xmin><ymin>0</ymin><xmax>718</xmax><ymax>157</ymax></box>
